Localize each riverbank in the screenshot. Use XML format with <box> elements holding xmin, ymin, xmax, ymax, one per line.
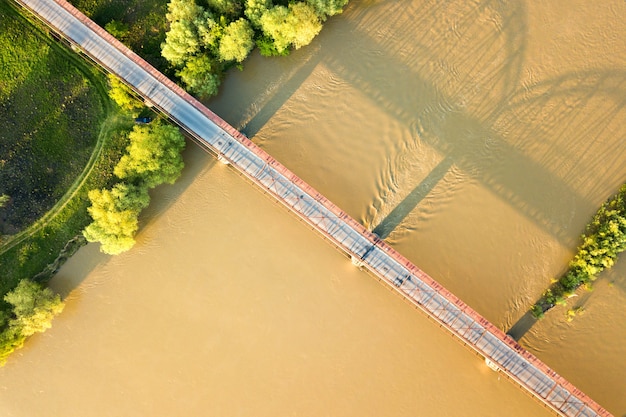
<box><xmin>0</xmin><ymin>0</ymin><xmax>131</xmax><ymax>327</ymax></box>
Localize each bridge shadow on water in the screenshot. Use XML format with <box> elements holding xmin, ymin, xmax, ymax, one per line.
<box><xmin>251</xmin><ymin>2</ymin><xmax>620</xmax><ymax>241</ymax></box>
<box><xmin>210</xmin><ymin>0</ymin><xmax>626</xmax><ymax>338</ymax></box>
<box><xmin>372</xmin><ymin>156</ymin><xmax>454</xmax><ymax>239</ymax></box>
<box><xmin>335</xmin><ymin>2</ymin><xmax>626</xmax><ymax>341</ymax></box>
<box><xmin>322</xmin><ymin>1</ymin><xmax>626</xmax><ymax>249</ymax></box>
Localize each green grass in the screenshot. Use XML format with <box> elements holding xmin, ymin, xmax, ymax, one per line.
<box><xmin>0</xmin><ymin>0</ymin><xmax>105</xmax><ymax>233</ymax></box>
<box><xmin>0</xmin><ymin>0</ymin><xmax>133</xmax><ymax>299</ymax></box>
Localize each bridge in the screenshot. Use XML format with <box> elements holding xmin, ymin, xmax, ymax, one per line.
<box><xmin>15</xmin><ymin>1</ymin><xmax>612</xmax><ymax>416</ymax></box>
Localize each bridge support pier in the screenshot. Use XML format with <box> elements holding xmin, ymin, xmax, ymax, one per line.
<box><xmin>351</xmin><ymin>255</ymin><xmax>364</xmax><ymax>267</ymax></box>
<box><xmin>217</xmin><ymin>154</ymin><xmax>230</xmax><ymax>165</ymax></box>
<box><xmin>485</xmin><ymin>358</ymin><xmax>500</xmax><ymax>372</ymax></box>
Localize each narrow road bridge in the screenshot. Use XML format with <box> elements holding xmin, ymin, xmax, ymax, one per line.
<box><xmin>16</xmin><ymin>1</ymin><xmax>612</xmax><ymax>416</ymax></box>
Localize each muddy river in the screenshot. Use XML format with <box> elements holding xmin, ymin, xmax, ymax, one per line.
<box><xmin>1</xmin><ymin>0</ymin><xmax>625</xmax><ymax>415</ymax></box>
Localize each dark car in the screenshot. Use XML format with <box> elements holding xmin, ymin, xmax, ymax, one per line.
<box><xmin>134</xmin><ymin>117</ymin><xmax>152</xmax><ymax>124</ymax></box>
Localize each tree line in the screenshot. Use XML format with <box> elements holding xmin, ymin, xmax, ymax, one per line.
<box><xmin>82</xmin><ymin>75</ymin><xmax>186</xmax><ymax>255</ymax></box>
<box><xmin>160</xmin><ymin>0</ymin><xmax>349</xmax><ymax>96</ymax></box>
<box><xmin>531</xmin><ymin>184</ymin><xmax>626</xmax><ymax>319</ymax></box>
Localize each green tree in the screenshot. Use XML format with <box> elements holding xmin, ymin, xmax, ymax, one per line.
<box><xmin>0</xmin><ymin>194</ymin><xmax>9</xmax><ymax>208</ymax></box>
<box><xmin>162</xmin><ymin>19</ymin><xmax>203</xmax><ymax>66</ymax></box>
<box><xmin>83</xmin><ymin>183</ymin><xmax>150</xmax><ymax>255</ymax></box>
<box><xmin>197</xmin><ymin>14</ymin><xmax>221</xmax><ymax>52</ymax></box>
<box><xmin>0</xmin><ymin>279</ymin><xmax>64</xmax><ymax>365</ymax></box>
<box><xmin>104</xmin><ymin>20</ymin><xmax>130</xmax><ymax>40</ymax></box>
<box><xmin>177</xmin><ymin>55</ymin><xmax>223</xmax><ymax>97</ymax></box>
<box><xmin>161</xmin><ymin>0</ymin><xmax>214</xmax><ymax>66</ymax></box>
<box><xmin>244</xmin><ymin>0</ymin><xmax>271</xmax><ymax>28</ymax></box>
<box><xmin>4</xmin><ymin>280</ymin><xmax>64</xmax><ymax>337</ymax></box>
<box><xmin>260</xmin><ymin>3</ymin><xmax>322</xmax><ymax>54</ymax></box>
<box><xmin>114</xmin><ymin>122</ymin><xmax>186</xmax><ymax>188</ymax></box>
<box><xmin>218</xmin><ymin>18</ymin><xmax>255</xmax><ymax>62</ymax></box>
<box><xmin>206</xmin><ymin>0</ymin><xmax>243</xmax><ymax>18</ymax></box>
<box><xmin>305</xmin><ymin>0</ymin><xmax>349</xmax><ymax>20</ymax></box>
<box><xmin>531</xmin><ymin>184</ymin><xmax>626</xmax><ymax>318</ymax></box>
<box><xmin>107</xmin><ymin>74</ymin><xmax>144</xmax><ymax>114</ymax></box>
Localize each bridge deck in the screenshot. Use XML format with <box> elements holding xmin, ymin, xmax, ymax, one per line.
<box><xmin>16</xmin><ymin>1</ymin><xmax>612</xmax><ymax>416</ymax></box>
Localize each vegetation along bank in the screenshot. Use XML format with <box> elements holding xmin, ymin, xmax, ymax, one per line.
<box><xmin>0</xmin><ymin>0</ymin><xmax>351</xmax><ymax>363</ymax></box>
<box><xmin>531</xmin><ymin>185</ymin><xmax>626</xmax><ymax>320</ymax></box>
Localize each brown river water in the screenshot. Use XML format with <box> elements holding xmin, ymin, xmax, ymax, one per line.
<box><xmin>1</xmin><ymin>0</ymin><xmax>625</xmax><ymax>415</ymax></box>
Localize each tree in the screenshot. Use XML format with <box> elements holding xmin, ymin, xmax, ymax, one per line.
<box><xmin>218</xmin><ymin>18</ymin><xmax>255</xmax><ymax>62</ymax></box>
<box><xmin>305</xmin><ymin>0</ymin><xmax>349</xmax><ymax>20</ymax></box>
<box><xmin>197</xmin><ymin>14</ymin><xmax>221</xmax><ymax>52</ymax></box>
<box><xmin>0</xmin><ymin>194</ymin><xmax>9</xmax><ymax>208</ymax></box>
<box><xmin>177</xmin><ymin>55</ymin><xmax>223</xmax><ymax>97</ymax></box>
<box><xmin>531</xmin><ymin>184</ymin><xmax>626</xmax><ymax>318</ymax></box>
<box><xmin>0</xmin><ymin>279</ymin><xmax>64</xmax><ymax>365</ymax></box>
<box><xmin>107</xmin><ymin>74</ymin><xmax>144</xmax><ymax>114</ymax></box>
<box><xmin>162</xmin><ymin>19</ymin><xmax>203</xmax><ymax>66</ymax></box>
<box><xmin>260</xmin><ymin>3</ymin><xmax>322</xmax><ymax>54</ymax></box>
<box><xmin>4</xmin><ymin>280</ymin><xmax>64</xmax><ymax>337</ymax></box>
<box><xmin>114</xmin><ymin>122</ymin><xmax>186</xmax><ymax>188</ymax></box>
<box><xmin>206</xmin><ymin>0</ymin><xmax>243</xmax><ymax>18</ymax></box>
<box><xmin>104</xmin><ymin>20</ymin><xmax>130</xmax><ymax>40</ymax></box>
<box><xmin>244</xmin><ymin>0</ymin><xmax>271</xmax><ymax>28</ymax></box>
<box><xmin>166</xmin><ymin>0</ymin><xmax>207</xmax><ymax>24</ymax></box>
<box><xmin>83</xmin><ymin>183</ymin><xmax>150</xmax><ymax>255</ymax></box>
<box><xmin>161</xmin><ymin>0</ymin><xmax>214</xmax><ymax>66</ymax></box>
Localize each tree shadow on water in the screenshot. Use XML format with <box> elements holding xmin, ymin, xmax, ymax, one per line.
<box><xmin>208</xmin><ymin>46</ymin><xmax>323</xmax><ymax>136</ymax></box>
<box><xmin>50</xmin><ymin>140</ymin><xmax>218</xmax><ymax>298</ymax></box>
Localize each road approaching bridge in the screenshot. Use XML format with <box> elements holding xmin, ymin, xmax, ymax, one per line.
<box><xmin>16</xmin><ymin>1</ymin><xmax>612</xmax><ymax>416</ymax></box>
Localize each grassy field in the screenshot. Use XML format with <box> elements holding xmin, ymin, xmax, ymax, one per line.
<box><xmin>0</xmin><ymin>0</ymin><xmax>133</xmax><ymax>297</ymax></box>
<box><xmin>0</xmin><ymin>0</ymin><xmax>105</xmax><ymax>234</ymax></box>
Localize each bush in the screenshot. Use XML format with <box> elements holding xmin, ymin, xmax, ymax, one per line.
<box><xmin>530</xmin><ymin>304</ymin><xmax>544</xmax><ymax>319</ymax></box>
<box><xmin>176</xmin><ymin>55</ymin><xmax>223</xmax><ymax>97</ymax></box>
<box><xmin>104</xmin><ymin>20</ymin><xmax>130</xmax><ymax>40</ymax></box>
<box><xmin>107</xmin><ymin>74</ymin><xmax>144</xmax><ymax>114</ymax></box>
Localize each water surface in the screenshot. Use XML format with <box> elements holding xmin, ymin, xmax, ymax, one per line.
<box><xmin>1</xmin><ymin>0</ymin><xmax>625</xmax><ymax>415</ymax></box>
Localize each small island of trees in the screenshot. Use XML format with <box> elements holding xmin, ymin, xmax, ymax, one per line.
<box><xmin>531</xmin><ymin>185</ymin><xmax>626</xmax><ymax>319</ymax></box>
